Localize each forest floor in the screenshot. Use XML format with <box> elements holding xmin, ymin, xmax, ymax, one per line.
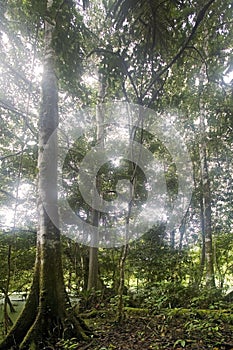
<box><xmin>1</xmin><ymin>304</ymin><xmax>233</xmax><ymax>349</ymax></box>
<box><xmin>74</xmin><ymin>308</ymin><xmax>233</xmax><ymax>350</ymax></box>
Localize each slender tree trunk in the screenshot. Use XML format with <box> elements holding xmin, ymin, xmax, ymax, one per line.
<box><xmin>116</xmin><ymin>172</ymin><xmax>135</xmax><ymax>322</ymax></box>
<box><xmin>178</xmin><ymin>218</ymin><xmax>186</xmax><ymax>251</ymax></box>
<box><xmin>200</xmin><ymin>142</ymin><xmax>215</xmax><ymax>288</ymax></box>
<box><xmin>198</xmin><ymin>66</ymin><xmax>215</xmax><ymax>289</ymax></box>
<box><xmin>116</xmin><ymin>241</ymin><xmax>129</xmax><ymax>322</ymax></box>
<box><xmin>82</xmin><ymin>247</ymin><xmax>89</xmax><ymax>291</ymax></box>
<box><xmin>170</xmin><ymin>230</ymin><xmax>175</xmax><ymax>249</ymax></box>
<box><xmin>199</xmin><ymin>184</ymin><xmax>206</xmax><ymax>285</ymax></box>
<box><xmin>192</xmin><ymin>159</ymin><xmax>205</xmax><ymax>287</ymax></box>
<box><xmin>3</xmin><ymin>245</ymin><xmax>13</xmax><ymax>335</ymax></box>
<box><xmin>116</xmin><ymin>107</ymin><xmax>140</xmax><ymax>322</ymax></box>
<box><xmin>2</xmin><ymin>293</ymin><xmax>15</xmax><ymax>314</ymax></box>
<box><xmin>87</xmin><ymin>73</ymin><xmax>105</xmax><ymax>291</ymax></box>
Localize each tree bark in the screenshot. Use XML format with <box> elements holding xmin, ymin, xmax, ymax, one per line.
<box><xmin>87</xmin><ymin>73</ymin><xmax>105</xmax><ymax>292</ymax></box>
<box><xmin>198</xmin><ymin>64</ymin><xmax>215</xmax><ymax>289</ymax></box>
<box><xmin>201</xmin><ymin>142</ymin><xmax>215</xmax><ymax>288</ymax></box>
<box><xmin>199</xmin><ymin>180</ymin><xmax>206</xmax><ymax>285</ymax></box>
<box><xmin>116</xmin><ymin>164</ymin><xmax>135</xmax><ymax>322</ymax></box>
<box><xmin>116</xmin><ymin>242</ymin><xmax>129</xmax><ymax>322</ymax></box>
<box><xmin>0</xmin><ymin>2</ymin><xmax>89</xmax><ymax>348</ymax></box>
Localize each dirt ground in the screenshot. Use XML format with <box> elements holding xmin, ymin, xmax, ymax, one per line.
<box><xmin>74</xmin><ymin>311</ymin><xmax>233</xmax><ymax>350</ymax></box>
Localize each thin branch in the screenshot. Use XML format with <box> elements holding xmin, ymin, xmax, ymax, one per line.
<box><xmin>0</xmin><ymin>99</ymin><xmax>37</xmax><ymax>135</ymax></box>
<box><xmin>214</xmin><ymin>20</ymin><xmax>233</xmax><ymax>30</ymax></box>
<box><xmin>87</xmin><ymin>48</ymin><xmax>141</xmax><ymax>103</ymax></box>
<box><xmin>142</xmin><ymin>0</ymin><xmax>216</xmax><ymax>99</ymax></box>
<box><xmin>78</xmin><ymin>340</ymin><xmax>95</xmax><ymax>350</ymax></box>
<box><xmin>186</xmin><ymin>45</ymin><xmax>206</xmax><ymax>62</ymax></box>
<box><xmin>0</xmin><ymin>13</ymin><xmax>24</xmax><ymax>48</ymax></box>
<box><xmin>0</xmin><ymin>189</ymin><xmax>17</xmax><ymax>200</ymax></box>
<box><xmin>0</xmin><ymin>59</ymin><xmax>40</xmax><ymax>93</ymax></box>
<box><xmin>147</xmin><ymin>70</ymin><xmax>169</xmax><ymax>108</ymax></box>
<box><xmin>67</xmin><ymin>162</ymin><xmax>80</xmax><ymax>174</ymax></box>
<box><xmin>0</xmin><ymin>151</ymin><xmax>24</xmax><ymax>161</ymax></box>
<box><xmin>186</xmin><ymin>45</ymin><xmax>210</xmax><ymax>82</ymax></box>
<box><xmin>121</xmin><ymin>80</ymin><xmax>130</xmax><ymax>102</ymax></box>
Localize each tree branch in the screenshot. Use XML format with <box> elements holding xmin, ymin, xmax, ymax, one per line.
<box><xmin>147</xmin><ymin>70</ymin><xmax>169</xmax><ymax>108</ymax></box>
<box><xmin>0</xmin><ymin>99</ymin><xmax>37</xmax><ymax>135</ymax></box>
<box><xmin>142</xmin><ymin>0</ymin><xmax>216</xmax><ymax>99</ymax></box>
<box><xmin>186</xmin><ymin>45</ymin><xmax>210</xmax><ymax>82</ymax></box>
<box><xmin>0</xmin><ymin>59</ymin><xmax>39</xmax><ymax>92</ymax></box>
<box><xmin>87</xmin><ymin>48</ymin><xmax>141</xmax><ymax>103</ymax></box>
<box><xmin>0</xmin><ymin>151</ymin><xmax>23</xmax><ymax>161</ymax></box>
<box><xmin>0</xmin><ymin>189</ymin><xmax>17</xmax><ymax>200</ymax></box>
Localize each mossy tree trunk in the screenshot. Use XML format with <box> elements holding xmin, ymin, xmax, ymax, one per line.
<box><xmin>0</xmin><ymin>1</ymin><xmax>89</xmax><ymax>348</ymax></box>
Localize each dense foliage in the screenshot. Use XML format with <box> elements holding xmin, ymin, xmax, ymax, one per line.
<box><xmin>0</xmin><ymin>0</ymin><xmax>232</xmax><ymax>348</ymax></box>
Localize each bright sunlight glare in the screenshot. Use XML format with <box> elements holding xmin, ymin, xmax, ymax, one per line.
<box><xmin>223</xmin><ymin>69</ymin><xmax>233</xmax><ymax>84</ymax></box>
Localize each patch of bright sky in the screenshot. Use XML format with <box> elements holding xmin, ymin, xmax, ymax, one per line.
<box><xmin>0</xmin><ymin>206</ymin><xmax>15</xmax><ymax>228</ymax></box>
<box><xmin>194</xmin><ymin>67</ymin><xmax>233</xmax><ymax>86</ymax></box>
<box><xmin>0</xmin><ymin>183</ymin><xmax>37</xmax><ymax>230</ymax></box>
<box><xmin>111</xmin><ymin>157</ymin><xmax>122</xmax><ymax>167</ymax></box>
<box><xmin>223</xmin><ymin>68</ymin><xmax>233</xmax><ymax>84</ymax></box>
<box><xmin>33</xmin><ymin>63</ymin><xmax>43</xmax><ymax>80</ymax></box>
<box><xmin>1</xmin><ymin>32</ymin><xmax>9</xmax><ymax>45</ymax></box>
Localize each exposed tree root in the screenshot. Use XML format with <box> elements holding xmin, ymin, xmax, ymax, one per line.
<box><xmin>0</xmin><ymin>260</ymin><xmax>91</xmax><ymax>350</ymax></box>
<box><xmin>0</xmin><ymin>269</ymin><xmax>39</xmax><ymax>350</ymax></box>
<box><xmin>19</xmin><ymin>310</ymin><xmax>90</xmax><ymax>350</ymax></box>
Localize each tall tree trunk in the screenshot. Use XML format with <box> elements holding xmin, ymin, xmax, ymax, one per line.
<box><xmin>82</xmin><ymin>247</ymin><xmax>89</xmax><ymax>291</ymax></box>
<box><xmin>200</xmin><ymin>139</ymin><xmax>215</xmax><ymax>288</ymax></box>
<box><xmin>87</xmin><ymin>73</ymin><xmax>105</xmax><ymax>291</ymax></box>
<box><xmin>198</xmin><ymin>65</ymin><xmax>215</xmax><ymax>289</ymax></box>
<box><xmin>178</xmin><ymin>218</ymin><xmax>186</xmax><ymax>251</ymax></box>
<box><xmin>0</xmin><ymin>2</ymin><xmax>89</xmax><ymax>348</ymax></box>
<box><xmin>192</xmin><ymin>159</ymin><xmax>205</xmax><ymax>287</ymax></box>
<box><xmin>116</xmin><ymin>241</ymin><xmax>129</xmax><ymax>322</ymax></box>
<box><xmin>199</xmin><ymin>182</ymin><xmax>206</xmax><ymax>285</ymax></box>
<box><xmin>116</xmin><ymin>175</ymin><xmax>135</xmax><ymax>322</ymax></box>
<box><xmin>87</xmin><ymin>231</ymin><xmax>99</xmax><ymax>291</ymax></box>
<box><xmin>170</xmin><ymin>230</ymin><xmax>175</xmax><ymax>249</ymax></box>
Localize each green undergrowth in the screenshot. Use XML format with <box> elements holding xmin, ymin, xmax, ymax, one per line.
<box><xmin>1</xmin><ymin>303</ymin><xmax>233</xmax><ymax>349</ymax></box>
<box><xmin>58</xmin><ymin>306</ymin><xmax>233</xmax><ymax>349</ymax></box>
